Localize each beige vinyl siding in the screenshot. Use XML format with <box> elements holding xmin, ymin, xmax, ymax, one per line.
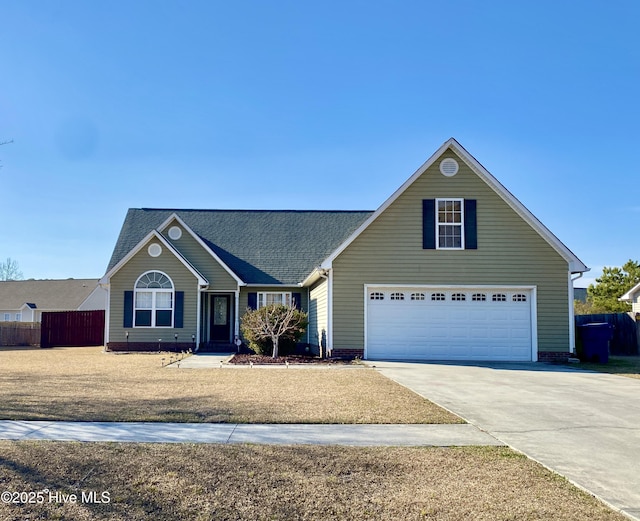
<box><xmin>161</xmin><ymin>221</ymin><xmax>238</xmax><ymax>291</ymax></box>
<box><xmin>109</xmin><ymin>239</ymin><xmax>199</xmax><ymax>344</ymax></box>
<box><xmin>332</xmin><ymin>149</ymin><xmax>571</xmax><ymax>354</ymax></box>
<box><xmin>308</xmin><ymin>279</ymin><xmax>328</xmax><ymax>354</ymax></box>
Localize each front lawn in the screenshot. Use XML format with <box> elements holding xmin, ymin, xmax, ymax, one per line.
<box><xmin>0</xmin><ymin>442</ymin><xmax>627</xmax><ymax>521</ymax></box>
<box><xmin>0</xmin><ymin>347</ymin><xmax>459</xmax><ymax>424</ymax></box>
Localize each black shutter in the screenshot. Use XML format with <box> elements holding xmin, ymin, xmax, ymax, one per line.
<box><xmin>123</xmin><ymin>291</ymin><xmax>133</xmax><ymax>328</ymax></box>
<box><xmin>247</xmin><ymin>292</ymin><xmax>257</xmax><ymax>310</ymax></box>
<box><xmin>292</xmin><ymin>292</ymin><xmax>302</xmax><ymax>309</ymax></box>
<box><xmin>464</xmin><ymin>199</ymin><xmax>477</xmax><ymax>250</ymax></box>
<box><xmin>422</xmin><ymin>199</ymin><xmax>436</xmax><ymax>249</ymax></box>
<box><xmin>174</xmin><ymin>291</ymin><xmax>184</xmax><ymax>328</ymax></box>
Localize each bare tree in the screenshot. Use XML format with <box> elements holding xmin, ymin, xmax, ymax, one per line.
<box><xmin>0</xmin><ymin>258</ymin><xmax>24</xmax><ymax>281</ymax></box>
<box><xmin>241</xmin><ymin>304</ymin><xmax>308</xmax><ymax>358</ymax></box>
<box><xmin>0</xmin><ymin>139</ymin><xmax>13</xmax><ymax>168</ymax></box>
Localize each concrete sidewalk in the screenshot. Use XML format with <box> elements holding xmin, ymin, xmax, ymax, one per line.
<box><xmin>0</xmin><ymin>420</ymin><xmax>502</xmax><ymax>447</ymax></box>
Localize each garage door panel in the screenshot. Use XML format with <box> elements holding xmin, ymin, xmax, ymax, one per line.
<box><xmin>366</xmin><ymin>287</ymin><xmax>533</xmax><ymax>361</ymax></box>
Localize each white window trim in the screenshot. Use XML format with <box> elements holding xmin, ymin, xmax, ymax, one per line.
<box><xmin>134</xmin><ymin>271</ymin><xmax>175</xmax><ymax>328</ymax></box>
<box><xmin>436</xmin><ymin>198</ymin><xmax>465</xmax><ymax>250</ymax></box>
<box><xmin>257</xmin><ymin>292</ymin><xmax>292</xmax><ymax>309</ymax></box>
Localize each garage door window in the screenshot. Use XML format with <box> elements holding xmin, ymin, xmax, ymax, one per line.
<box><xmin>472</xmin><ymin>293</ymin><xmax>487</xmax><ymax>301</ymax></box>
<box><xmin>390</xmin><ymin>292</ymin><xmax>405</xmax><ymax>300</ymax></box>
<box><xmin>411</xmin><ymin>293</ymin><xmax>425</xmax><ymax>300</ymax></box>
<box><xmin>431</xmin><ymin>293</ymin><xmax>446</xmax><ymax>301</ymax></box>
<box><xmin>452</xmin><ymin>293</ymin><xmax>466</xmax><ymax>301</ymax></box>
<box><xmin>513</xmin><ymin>294</ymin><xmax>527</xmax><ymax>302</ymax></box>
<box><xmin>492</xmin><ymin>294</ymin><xmax>506</xmax><ymax>302</ymax></box>
<box><xmin>370</xmin><ymin>292</ymin><xmax>385</xmax><ymax>300</ymax></box>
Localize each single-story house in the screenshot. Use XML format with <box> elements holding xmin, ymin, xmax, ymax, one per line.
<box><xmin>101</xmin><ymin>138</ymin><xmax>588</xmax><ymax>361</ymax></box>
<box><xmin>0</xmin><ymin>278</ymin><xmax>107</xmax><ymax>322</ymax></box>
<box><xmin>619</xmin><ymin>282</ymin><xmax>640</xmax><ymax>313</ymax></box>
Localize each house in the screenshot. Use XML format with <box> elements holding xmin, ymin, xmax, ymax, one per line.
<box><xmin>0</xmin><ymin>278</ymin><xmax>107</xmax><ymax>322</ymax></box>
<box><xmin>619</xmin><ymin>282</ymin><xmax>640</xmax><ymax>313</ymax></box>
<box><xmin>101</xmin><ymin>138</ymin><xmax>589</xmax><ymax>362</ymax></box>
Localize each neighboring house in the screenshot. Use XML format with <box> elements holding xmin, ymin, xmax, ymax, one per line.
<box><xmin>619</xmin><ymin>282</ymin><xmax>640</xmax><ymax>313</ymax></box>
<box><xmin>0</xmin><ymin>279</ymin><xmax>107</xmax><ymax>322</ymax></box>
<box><xmin>101</xmin><ymin>138</ymin><xmax>589</xmax><ymax>362</ymax></box>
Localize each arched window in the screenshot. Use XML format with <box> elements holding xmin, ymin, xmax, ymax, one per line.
<box><xmin>134</xmin><ymin>271</ymin><xmax>174</xmax><ymax>327</ymax></box>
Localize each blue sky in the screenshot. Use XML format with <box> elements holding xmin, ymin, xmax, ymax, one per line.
<box><xmin>1</xmin><ymin>1</ymin><xmax>638</xmax><ymax>287</ymax></box>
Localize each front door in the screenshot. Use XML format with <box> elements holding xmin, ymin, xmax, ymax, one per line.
<box><xmin>210</xmin><ymin>295</ymin><xmax>231</xmax><ymax>343</ymax></box>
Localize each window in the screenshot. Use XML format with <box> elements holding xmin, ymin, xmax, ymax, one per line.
<box><xmin>390</xmin><ymin>292</ymin><xmax>405</xmax><ymax>300</ymax></box>
<box><xmin>513</xmin><ymin>294</ymin><xmax>527</xmax><ymax>302</ymax></box>
<box><xmin>451</xmin><ymin>293</ymin><xmax>466</xmax><ymax>301</ymax></box>
<box><xmin>3</xmin><ymin>313</ymin><xmax>10</xmax><ymax>321</ymax></box>
<box><xmin>411</xmin><ymin>293</ymin><xmax>425</xmax><ymax>301</ymax></box>
<box><xmin>431</xmin><ymin>293</ymin><xmax>446</xmax><ymax>301</ymax></box>
<box><xmin>472</xmin><ymin>293</ymin><xmax>487</xmax><ymax>302</ymax></box>
<box><xmin>492</xmin><ymin>293</ymin><xmax>506</xmax><ymax>302</ymax></box>
<box><xmin>15</xmin><ymin>313</ymin><xmax>21</xmax><ymax>322</ymax></box>
<box><xmin>437</xmin><ymin>199</ymin><xmax>464</xmax><ymax>249</ymax></box>
<box><xmin>134</xmin><ymin>271</ymin><xmax>174</xmax><ymax>327</ymax></box>
<box><xmin>258</xmin><ymin>292</ymin><xmax>292</xmax><ymax>308</ymax></box>
<box><xmin>370</xmin><ymin>292</ymin><xmax>385</xmax><ymax>300</ymax></box>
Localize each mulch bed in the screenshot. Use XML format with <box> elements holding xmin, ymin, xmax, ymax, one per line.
<box><xmin>229</xmin><ymin>353</ymin><xmax>358</xmax><ymax>365</ymax></box>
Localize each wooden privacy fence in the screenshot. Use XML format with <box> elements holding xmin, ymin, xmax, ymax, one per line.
<box><xmin>41</xmin><ymin>310</ymin><xmax>105</xmax><ymax>348</ymax></box>
<box><xmin>575</xmin><ymin>313</ymin><xmax>639</xmax><ymax>356</ymax></box>
<box><xmin>0</xmin><ymin>322</ymin><xmax>41</xmax><ymax>346</ymax></box>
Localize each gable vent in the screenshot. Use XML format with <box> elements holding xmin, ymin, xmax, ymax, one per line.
<box><xmin>440</xmin><ymin>158</ymin><xmax>459</xmax><ymax>177</ymax></box>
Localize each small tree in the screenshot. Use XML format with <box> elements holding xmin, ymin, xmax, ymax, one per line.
<box><xmin>240</xmin><ymin>304</ymin><xmax>308</xmax><ymax>358</ymax></box>
<box><xmin>0</xmin><ymin>258</ymin><xmax>23</xmax><ymax>281</ymax></box>
<box><xmin>586</xmin><ymin>260</ymin><xmax>640</xmax><ymax>313</ymax></box>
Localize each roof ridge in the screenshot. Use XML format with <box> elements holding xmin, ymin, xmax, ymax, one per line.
<box><xmin>138</xmin><ymin>208</ymin><xmax>374</xmax><ymax>213</ymax></box>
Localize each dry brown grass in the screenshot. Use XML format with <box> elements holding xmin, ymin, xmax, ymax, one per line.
<box><xmin>0</xmin><ymin>442</ymin><xmax>626</xmax><ymax>521</ymax></box>
<box><xmin>0</xmin><ymin>346</ymin><xmax>459</xmax><ymax>424</ymax></box>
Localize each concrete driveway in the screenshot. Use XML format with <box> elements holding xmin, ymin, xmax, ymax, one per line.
<box><xmin>370</xmin><ymin>361</ymin><xmax>640</xmax><ymax>521</ymax></box>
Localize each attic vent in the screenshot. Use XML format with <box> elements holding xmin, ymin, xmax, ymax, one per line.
<box><xmin>148</xmin><ymin>243</ymin><xmax>162</xmax><ymax>257</ymax></box>
<box><xmin>168</xmin><ymin>226</ymin><xmax>182</xmax><ymax>240</ymax></box>
<box><xmin>439</xmin><ymin>158</ymin><xmax>459</xmax><ymax>177</ymax></box>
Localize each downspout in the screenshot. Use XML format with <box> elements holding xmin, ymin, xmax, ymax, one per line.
<box><xmin>569</xmin><ymin>272</ymin><xmax>584</xmax><ymax>354</ymax></box>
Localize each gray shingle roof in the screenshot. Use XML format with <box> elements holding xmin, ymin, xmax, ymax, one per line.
<box><xmin>107</xmin><ymin>209</ymin><xmax>374</xmax><ymax>285</ymax></box>
<box><xmin>0</xmin><ymin>279</ymin><xmax>100</xmax><ymax>310</ymax></box>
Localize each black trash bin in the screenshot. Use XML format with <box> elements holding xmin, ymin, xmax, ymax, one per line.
<box><xmin>577</xmin><ymin>323</ymin><xmax>614</xmax><ymax>363</ymax></box>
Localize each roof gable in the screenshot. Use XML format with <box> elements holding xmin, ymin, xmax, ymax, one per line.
<box><xmin>157</xmin><ymin>213</ymin><xmax>244</xmax><ymax>286</ymax></box>
<box><xmin>620</xmin><ymin>281</ymin><xmax>640</xmax><ymax>302</ymax></box>
<box><xmin>101</xmin><ymin>230</ymin><xmax>208</xmax><ymax>285</ymax></box>
<box><xmin>106</xmin><ymin>210</ymin><xmax>373</xmax><ymax>285</ymax></box>
<box><xmin>321</xmin><ymin>138</ymin><xmax>588</xmax><ymax>274</ymax></box>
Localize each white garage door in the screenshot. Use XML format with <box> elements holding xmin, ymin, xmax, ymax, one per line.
<box><xmin>366</xmin><ymin>287</ymin><xmax>533</xmax><ymax>361</ymax></box>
